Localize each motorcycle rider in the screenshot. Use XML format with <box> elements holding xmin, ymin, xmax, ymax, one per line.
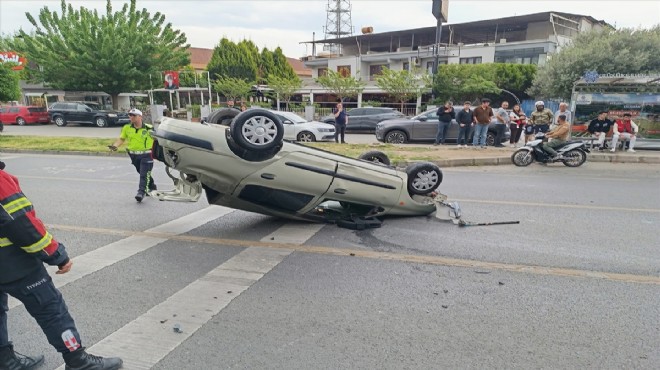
<box><xmin>542</xmin><ymin>115</ymin><xmax>570</xmax><ymax>160</ymax></box>
<box><xmin>0</xmin><ymin>160</ymin><xmax>123</xmax><ymax>370</ymax></box>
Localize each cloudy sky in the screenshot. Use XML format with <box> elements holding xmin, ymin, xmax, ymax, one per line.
<box><xmin>1</xmin><ymin>0</ymin><xmax>658</xmax><ymax>57</ymax></box>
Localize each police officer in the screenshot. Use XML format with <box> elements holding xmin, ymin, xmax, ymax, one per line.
<box><xmin>0</xmin><ymin>160</ymin><xmax>123</xmax><ymax>370</ymax></box>
<box><xmin>109</xmin><ymin>108</ymin><xmax>157</xmax><ymax>202</ymax></box>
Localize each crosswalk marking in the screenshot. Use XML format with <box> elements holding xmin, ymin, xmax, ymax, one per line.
<box><xmin>9</xmin><ymin>206</ymin><xmax>234</xmax><ymax>310</ymax></box>
<box><xmin>55</xmin><ymin>223</ymin><xmax>325</xmax><ymax>369</ymax></box>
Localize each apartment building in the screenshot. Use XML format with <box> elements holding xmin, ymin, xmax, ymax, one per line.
<box><xmin>300</xmin><ymin>11</ymin><xmax>610</xmax><ymax>107</ymax></box>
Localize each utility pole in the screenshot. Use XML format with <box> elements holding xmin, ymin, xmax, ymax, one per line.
<box><xmin>431</xmin><ymin>0</ymin><xmax>448</xmax><ymax>100</ymax></box>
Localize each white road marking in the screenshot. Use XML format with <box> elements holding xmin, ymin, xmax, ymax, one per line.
<box><xmin>55</xmin><ymin>222</ymin><xmax>324</xmax><ymax>369</ymax></box>
<box><xmin>9</xmin><ymin>206</ymin><xmax>234</xmax><ymax>309</ymax></box>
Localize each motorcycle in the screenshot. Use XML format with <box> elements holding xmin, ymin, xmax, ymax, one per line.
<box><xmin>511</xmin><ymin>133</ymin><xmax>589</xmax><ymax>167</ymax></box>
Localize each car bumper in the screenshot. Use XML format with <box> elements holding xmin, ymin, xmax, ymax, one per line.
<box><xmin>320</xmin><ymin>134</ymin><xmax>335</xmax><ymax>141</ymax></box>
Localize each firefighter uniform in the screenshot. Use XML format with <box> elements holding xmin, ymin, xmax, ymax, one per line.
<box><xmin>0</xmin><ymin>162</ymin><xmax>122</xmax><ymax>370</ymax></box>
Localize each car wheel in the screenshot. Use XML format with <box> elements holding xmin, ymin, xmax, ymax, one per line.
<box><xmin>385</xmin><ymin>130</ymin><xmax>407</xmax><ymax>144</ymax></box>
<box><xmin>297</xmin><ymin>131</ymin><xmax>315</xmax><ymax>142</ymax></box>
<box><xmin>230</xmin><ymin>109</ymin><xmax>284</xmax><ymax>152</ymax></box>
<box><xmin>486</xmin><ymin>132</ymin><xmax>496</xmax><ymax>146</ymax></box>
<box><xmin>95</xmin><ymin>117</ymin><xmax>108</xmax><ymax>128</ymax></box>
<box><xmin>358</xmin><ymin>150</ymin><xmax>391</xmax><ymax>166</ymax></box>
<box><xmin>16</xmin><ymin>117</ymin><xmax>26</xmax><ymax>126</ymax></box>
<box><xmin>406</xmin><ymin>162</ymin><xmax>443</xmax><ymax>195</ymax></box>
<box><xmin>54</xmin><ymin>116</ymin><xmax>67</xmax><ymax>127</ymax></box>
<box><xmin>511</xmin><ymin>149</ymin><xmax>534</xmax><ymax>167</ymax></box>
<box><xmin>207</xmin><ymin>108</ymin><xmax>240</xmax><ymax>125</ymax></box>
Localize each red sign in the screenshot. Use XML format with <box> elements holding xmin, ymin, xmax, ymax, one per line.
<box><xmin>0</xmin><ymin>51</ymin><xmax>27</xmax><ymax>70</ymax></box>
<box><xmin>164</xmin><ymin>71</ymin><xmax>179</xmax><ymax>89</ymax></box>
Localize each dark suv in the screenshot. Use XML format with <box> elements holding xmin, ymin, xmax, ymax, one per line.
<box><xmin>48</xmin><ymin>102</ymin><xmax>130</xmax><ymax>128</ymax></box>
<box><xmin>322</xmin><ymin>107</ymin><xmax>405</xmax><ymax>132</ymax></box>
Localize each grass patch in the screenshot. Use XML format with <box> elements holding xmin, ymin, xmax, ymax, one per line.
<box><xmin>0</xmin><ymin>135</ymin><xmax>114</xmax><ymax>152</ymax></box>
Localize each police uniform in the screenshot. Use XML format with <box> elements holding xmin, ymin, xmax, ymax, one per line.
<box><xmin>119</xmin><ymin>113</ymin><xmax>157</xmax><ymax>201</ymax></box>
<box><xmin>0</xmin><ymin>162</ymin><xmax>123</xmax><ymax>369</ymax></box>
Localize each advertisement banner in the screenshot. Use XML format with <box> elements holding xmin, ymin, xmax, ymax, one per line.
<box><xmin>0</xmin><ymin>51</ymin><xmax>27</xmax><ymax>70</ymax></box>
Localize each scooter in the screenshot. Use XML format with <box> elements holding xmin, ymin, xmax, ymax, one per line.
<box><xmin>511</xmin><ymin>133</ymin><xmax>589</xmax><ymax>167</ymax></box>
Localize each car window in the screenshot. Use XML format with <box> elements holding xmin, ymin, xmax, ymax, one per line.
<box><xmin>28</xmin><ymin>107</ymin><xmax>46</xmax><ymax>113</ymax></box>
<box><xmin>424</xmin><ymin>110</ymin><xmax>439</xmax><ymax>120</ymax></box>
<box><xmin>276</xmin><ymin>112</ymin><xmax>306</xmax><ymax>124</ymax></box>
<box><xmin>9</xmin><ymin>107</ymin><xmax>19</xmax><ymax>113</ymax></box>
<box><xmin>348</xmin><ymin>108</ymin><xmax>364</xmax><ymax>116</ymax></box>
<box><xmin>365</xmin><ymin>108</ymin><xmax>385</xmax><ymax>115</ymax></box>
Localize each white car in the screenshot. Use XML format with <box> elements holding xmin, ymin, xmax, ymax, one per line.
<box><xmin>272</xmin><ymin>110</ymin><xmax>336</xmax><ymax>142</ymax></box>
<box><xmin>205</xmin><ymin>108</ymin><xmax>335</xmax><ymax>142</ymax></box>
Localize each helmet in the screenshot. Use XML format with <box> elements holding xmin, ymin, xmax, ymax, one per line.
<box><xmin>535</xmin><ymin>101</ymin><xmax>545</xmax><ymax>106</ymax></box>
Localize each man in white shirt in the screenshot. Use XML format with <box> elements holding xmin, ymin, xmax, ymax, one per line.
<box><xmin>554</xmin><ymin>102</ymin><xmax>572</xmax><ymax>126</ymax></box>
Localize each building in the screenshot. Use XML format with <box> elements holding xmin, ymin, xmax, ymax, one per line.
<box><xmin>299</xmin><ymin>11</ymin><xmax>611</xmax><ymax>109</ymax></box>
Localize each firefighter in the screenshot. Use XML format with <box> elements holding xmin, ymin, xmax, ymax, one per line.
<box><xmin>0</xmin><ymin>160</ymin><xmax>123</xmax><ymax>370</ymax></box>
<box><xmin>108</xmin><ymin>108</ymin><xmax>157</xmax><ymax>202</ymax></box>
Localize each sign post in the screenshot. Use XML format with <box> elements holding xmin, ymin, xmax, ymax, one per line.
<box><xmin>431</xmin><ymin>0</ymin><xmax>448</xmax><ymax>100</ymax></box>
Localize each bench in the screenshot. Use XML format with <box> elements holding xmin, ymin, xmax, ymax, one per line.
<box><xmin>571</xmin><ymin>126</ymin><xmax>629</xmax><ymax>151</ymax></box>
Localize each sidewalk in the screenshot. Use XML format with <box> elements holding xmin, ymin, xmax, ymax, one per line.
<box><xmin>402</xmin><ymin>144</ymin><xmax>660</xmax><ymax>167</ymax></box>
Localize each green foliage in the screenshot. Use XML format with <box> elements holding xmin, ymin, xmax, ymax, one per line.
<box><xmin>267</xmin><ymin>74</ymin><xmax>302</xmax><ymax>109</ymax></box>
<box><xmin>0</xmin><ymin>62</ymin><xmax>21</xmax><ymax>102</ymax></box>
<box><xmin>375</xmin><ymin>67</ymin><xmax>431</xmax><ymax>110</ymax></box>
<box><xmin>271</xmin><ymin>47</ymin><xmax>297</xmax><ymax>80</ymax></box>
<box><xmin>13</xmin><ymin>0</ymin><xmax>190</xmax><ymax>107</ymax></box>
<box><xmin>212</xmin><ymin>75</ymin><xmax>253</xmax><ymax>101</ymax></box>
<box><xmin>529</xmin><ymin>27</ymin><xmax>660</xmax><ymax>99</ymax></box>
<box><xmin>315</xmin><ymin>69</ymin><xmax>365</xmax><ymax>101</ymax></box>
<box><xmin>362</xmin><ymin>100</ymin><xmax>383</xmax><ymax>107</ymax></box>
<box><xmin>433</xmin><ymin>64</ymin><xmax>502</xmax><ymax>103</ymax></box>
<box><xmin>178</xmin><ymin>65</ymin><xmax>209</xmax><ymax>88</ymax></box>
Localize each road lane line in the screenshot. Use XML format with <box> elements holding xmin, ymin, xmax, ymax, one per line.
<box><xmin>49</xmin><ymin>224</ymin><xmax>660</xmax><ymax>286</ymax></box>
<box><xmin>54</xmin><ymin>223</ymin><xmax>324</xmax><ymax>369</ymax></box>
<box><xmin>8</xmin><ymin>206</ymin><xmax>234</xmax><ymax>310</ymax></box>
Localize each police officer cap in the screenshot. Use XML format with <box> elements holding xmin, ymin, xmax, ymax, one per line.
<box><xmin>535</xmin><ymin>101</ymin><xmax>544</xmax><ymax>106</ymax></box>
<box><xmin>128</xmin><ymin>108</ymin><xmax>142</xmax><ymax>116</ymax></box>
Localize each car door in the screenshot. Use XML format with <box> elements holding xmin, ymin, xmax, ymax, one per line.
<box><xmin>411</xmin><ymin>110</ymin><xmax>439</xmax><ymax>140</ymax></box>
<box><xmin>363</xmin><ymin>108</ymin><xmax>384</xmax><ymax>131</ymax></box>
<box><xmin>60</xmin><ymin>103</ymin><xmax>78</xmax><ymax>123</ymax></box>
<box><xmin>7</xmin><ymin>107</ymin><xmax>20</xmax><ymax>123</ymax></box>
<box><xmin>235</xmin><ymin>151</ymin><xmax>337</xmax><ymax>215</ymax></box>
<box><xmin>277</xmin><ymin>114</ymin><xmax>297</xmax><ymax>140</ymax></box>
<box><xmin>323</xmin><ymin>161</ymin><xmax>403</xmax><ymax>210</ymax></box>
<box><xmin>346</xmin><ymin>108</ymin><xmax>364</xmax><ymax>131</ymax></box>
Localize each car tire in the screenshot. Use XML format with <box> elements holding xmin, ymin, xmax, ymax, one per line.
<box><xmin>16</xmin><ymin>117</ymin><xmax>26</xmax><ymax>126</ymax></box>
<box><xmin>384</xmin><ymin>130</ymin><xmax>407</xmax><ymax>144</ymax></box>
<box><xmin>207</xmin><ymin>108</ymin><xmax>240</xmax><ymax>126</ymax></box>
<box><xmin>230</xmin><ymin>109</ymin><xmax>284</xmax><ymax>152</ymax></box>
<box><xmin>358</xmin><ymin>150</ymin><xmax>391</xmax><ymax>166</ymax></box>
<box><xmin>486</xmin><ymin>132</ymin><xmax>496</xmax><ymax>146</ymax></box>
<box><xmin>54</xmin><ymin>116</ymin><xmax>67</xmax><ymax>127</ymax></box>
<box><xmin>95</xmin><ymin>117</ymin><xmax>108</xmax><ymax>128</ymax></box>
<box><xmin>297</xmin><ymin>131</ymin><xmax>315</xmax><ymax>142</ymax></box>
<box><xmin>406</xmin><ymin>162</ymin><xmax>443</xmax><ymax>196</ymax></box>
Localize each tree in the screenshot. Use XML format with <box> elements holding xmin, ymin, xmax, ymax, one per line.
<box><xmin>178</xmin><ymin>65</ymin><xmax>209</xmax><ymax>89</ymax></box>
<box><xmin>267</xmin><ymin>74</ymin><xmax>302</xmax><ymax>110</ymax></box>
<box><xmin>375</xmin><ymin>67</ymin><xmax>431</xmax><ymax>111</ymax></box>
<box><xmin>433</xmin><ymin>64</ymin><xmax>502</xmax><ymax>104</ymax></box>
<box><xmin>258</xmin><ymin>48</ymin><xmax>276</xmax><ymax>85</ymax></box>
<box><xmin>271</xmin><ymin>47</ymin><xmax>297</xmax><ymax>80</ymax></box>
<box><xmin>316</xmin><ymin>69</ymin><xmax>365</xmax><ymax>101</ymax></box>
<box><xmin>212</xmin><ymin>75</ymin><xmax>253</xmax><ymax>103</ymax></box>
<box><xmin>14</xmin><ymin>0</ymin><xmax>190</xmax><ymax>108</ymax></box>
<box><xmin>528</xmin><ymin>27</ymin><xmax>660</xmax><ymax>100</ymax></box>
<box><xmin>0</xmin><ymin>62</ymin><xmax>21</xmax><ymax>102</ymax></box>
<box><xmin>207</xmin><ymin>38</ymin><xmax>258</xmax><ymax>82</ymax></box>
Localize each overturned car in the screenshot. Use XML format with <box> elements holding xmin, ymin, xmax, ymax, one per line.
<box><xmin>150</xmin><ymin>109</ymin><xmax>454</xmax><ymax>228</ymax></box>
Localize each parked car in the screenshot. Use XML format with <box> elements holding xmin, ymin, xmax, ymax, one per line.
<box><xmin>150</xmin><ymin>109</ymin><xmax>445</xmax><ymax>227</ymax></box>
<box><xmin>375</xmin><ymin>108</ymin><xmax>510</xmax><ymax>146</ymax></box>
<box><xmin>204</xmin><ymin>108</ymin><xmax>336</xmax><ymax>142</ymax></box>
<box><xmin>48</xmin><ymin>101</ymin><xmax>130</xmax><ymax>127</ymax></box>
<box><xmin>0</xmin><ymin>105</ymin><xmax>50</xmax><ymax>126</ymax></box>
<box><xmin>321</xmin><ymin>107</ymin><xmax>406</xmax><ymax>132</ymax></box>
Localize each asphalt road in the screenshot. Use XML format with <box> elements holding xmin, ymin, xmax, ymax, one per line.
<box><xmin>1</xmin><ymin>153</ymin><xmax>659</xmax><ymax>369</ymax></box>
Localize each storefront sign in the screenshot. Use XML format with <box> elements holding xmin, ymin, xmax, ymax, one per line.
<box><xmin>0</xmin><ymin>51</ymin><xmax>26</xmax><ymax>70</ymax></box>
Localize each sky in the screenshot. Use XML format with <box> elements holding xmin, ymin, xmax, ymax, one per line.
<box><xmin>1</xmin><ymin>0</ymin><xmax>658</xmax><ymax>58</ymax></box>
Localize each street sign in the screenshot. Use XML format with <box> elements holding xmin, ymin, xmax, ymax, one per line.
<box><xmin>432</xmin><ymin>0</ymin><xmax>448</xmax><ymax>22</ymax></box>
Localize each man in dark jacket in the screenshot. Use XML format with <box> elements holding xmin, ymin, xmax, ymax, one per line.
<box><xmin>434</xmin><ymin>101</ymin><xmax>455</xmax><ymax>145</ymax></box>
<box><xmin>0</xmin><ymin>160</ymin><xmax>123</xmax><ymax>370</ymax></box>
<box><xmin>587</xmin><ymin>111</ymin><xmax>614</xmax><ymax>151</ymax></box>
<box><xmin>454</xmin><ymin>101</ymin><xmax>474</xmax><ymax>148</ymax></box>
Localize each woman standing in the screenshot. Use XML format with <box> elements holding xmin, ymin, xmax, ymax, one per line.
<box><xmin>509</xmin><ymin>104</ymin><xmax>527</xmax><ymax>147</ymax></box>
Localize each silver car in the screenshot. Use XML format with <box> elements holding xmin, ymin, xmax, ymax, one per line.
<box><xmin>375</xmin><ymin>108</ymin><xmax>510</xmax><ymax>145</ymax></box>
<box><xmin>151</xmin><ymin>109</ymin><xmax>446</xmax><ymax>229</ymax></box>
